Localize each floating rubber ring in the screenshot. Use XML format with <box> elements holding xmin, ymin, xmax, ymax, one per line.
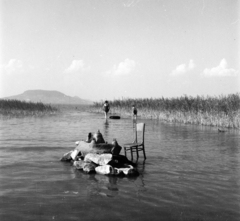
<box><xmin>109</xmin><ymin>116</ymin><xmax>121</xmax><ymax>119</ymax></box>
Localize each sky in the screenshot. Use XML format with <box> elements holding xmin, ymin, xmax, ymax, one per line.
<box><xmin>0</xmin><ymin>0</ymin><xmax>239</xmax><ymax>101</ymax></box>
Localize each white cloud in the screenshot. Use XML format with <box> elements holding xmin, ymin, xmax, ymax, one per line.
<box><xmin>64</xmin><ymin>60</ymin><xmax>90</xmax><ymax>73</ymax></box>
<box><xmin>188</xmin><ymin>59</ymin><xmax>195</xmax><ymax>70</ymax></box>
<box><xmin>0</xmin><ymin>59</ymin><xmax>24</xmax><ymax>74</ymax></box>
<box><xmin>203</xmin><ymin>59</ymin><xmax>238</xmax><ymax>77</ymax></box>
<box><xmin>107</xmin><ymin>59</ymin><xmax>136</xmax><ymax>76</ymax></box>
<box><xmin>171</xmin><ymin>59</ymin><xmax>195</xmax><ymax>76</ymax></box>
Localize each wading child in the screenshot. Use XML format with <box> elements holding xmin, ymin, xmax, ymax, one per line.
<box><xmin>103</xmin><ymin>100</ymin><xmax>110</xmax><ymax>119</ymax></box>
<box><xmin>132</xmin><ymin>104</ymin><xmax>137</xmax><ymax>119</ymax></box>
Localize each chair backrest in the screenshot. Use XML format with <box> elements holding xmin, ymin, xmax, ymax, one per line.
<box><xmin>135</xmin><ymin>123</ymin><xmax>145</xmax><ymax>144</ymax></box>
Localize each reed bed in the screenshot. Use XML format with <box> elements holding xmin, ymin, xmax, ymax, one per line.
<box><xmin>91</xmin><ymin>93</ymin><xmax>240</xmax><ymax>129</ymax></box>
<box><xmin>0</xmin><ymin>99</ymin><xmax>58</xmax><ymax>117</ymax></box>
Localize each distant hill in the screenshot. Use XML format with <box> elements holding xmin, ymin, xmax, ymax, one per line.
<box><xmin>2</xmin><ymin>90</ymin><xmax>93</xmax><ymax>105</ymax></box>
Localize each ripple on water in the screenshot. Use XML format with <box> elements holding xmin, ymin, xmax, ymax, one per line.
<box><xmin>0</xmin><ymin>108</ymin><xmax>240</xmax><ymax>221</ymax></box>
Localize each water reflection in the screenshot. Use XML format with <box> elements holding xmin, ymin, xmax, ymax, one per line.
<box><xmin>103</xmin><ymin>119</ymin><xmax>109</xmax><ymax>140</ymax></box>
<box><xmin>72</xmin><ymin>168</ymin><xmax>145</xmax><ymax>198</ymax></box>
<box><xmin>132</xmin><ymin>118</ymin><xmax>137</xmax><ymax>140</ymax></box>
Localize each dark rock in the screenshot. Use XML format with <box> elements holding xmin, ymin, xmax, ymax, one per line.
<box><xmin>83</xmin><ymin>162</ymin><xmax>97</xmax><ymax>173</ymax></box>
<box><xmin>108</xmin><ymin>155</ymin><xmax>136</xmax><ymax>168</ymax></box>
<box><xmin>60</xmin><ymin>151</ymin><xmax>73</xmax><ymax>162</ymax></box>
<box><xmin>111</xmin><ymin>139</ymin><xmax>122</xmax><ymax>155</ymax></box>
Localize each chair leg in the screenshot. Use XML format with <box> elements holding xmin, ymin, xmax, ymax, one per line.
<box><xmin>143</xmin><ymin>145</ymin><xmax>146</xmax><ymax>159</ymax></box>
<box><xmin>130</xmin><ymin>148</ymin><xmax>133</xmax><ymax>160</ymax></box>
<box><xmin>136</xmin><ymin>147</ymin><xmax>139</xmax><ymax>159</ymax></box>
<box><xmin>124</xmin><ymin>148</ymin><xmax>127</xmax><ymax>157</ymax></box>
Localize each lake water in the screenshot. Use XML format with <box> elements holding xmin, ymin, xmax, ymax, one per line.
<box><xmin>0</xmin><ymin>105</ymin><xmax>240</xmax><ymax>221</ymax></box>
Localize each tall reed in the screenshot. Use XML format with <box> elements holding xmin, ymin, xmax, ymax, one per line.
<box><xmin>0</xmin><ymin>99</ymin><xmax>58</xmax><ymax>117</ymax></box>
<box><xmin>91</xmin><ymin>93</ymin><xmax>240</xmax><ymax>129</ymax></box>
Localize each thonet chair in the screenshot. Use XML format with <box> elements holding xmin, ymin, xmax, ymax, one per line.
<box><xmin>124</xmin><ymin>122</ymin><xmax>146</xmax><ymax>160</ymax></box>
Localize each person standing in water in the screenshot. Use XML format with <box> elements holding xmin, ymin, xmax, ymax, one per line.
<box><xmin>103</xmin><ymin>100</ymin><xmax>110</xmax><ymax>119</ymax></box>
<box><xmin>132</xmin><ymin>104</ymin><xmax>138</xmax><ymax>141</ymax></box>
<box><xmin>132</xmin><ymin>104</ymin><xmax>137</xmax><ymax>119</ymax></box>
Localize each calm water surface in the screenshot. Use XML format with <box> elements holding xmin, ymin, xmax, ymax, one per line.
<box><xmin>0</xmin><ymin>106</ymin><xmax>240</xmax><ymax>221</ymax></box>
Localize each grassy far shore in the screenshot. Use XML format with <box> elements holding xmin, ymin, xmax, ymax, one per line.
<box><xmin>0</xmin><ymin>99</ymin><xmax>58</xmax><ymax>117</ymax></box>
<box><xmin>91</xmin><ymin>93</ymin><xmax>240</xmax><ymax>129</ymax></box>
<box><xmin>1</xmin><ymin>94</ymin><xmax>240</xmax><ymax>129</ymax></box>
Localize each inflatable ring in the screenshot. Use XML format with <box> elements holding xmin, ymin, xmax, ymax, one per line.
<box><xmin>109</xmin><ymin>116</ymin><xmax>121</xmax><ymax>119</ymax></box>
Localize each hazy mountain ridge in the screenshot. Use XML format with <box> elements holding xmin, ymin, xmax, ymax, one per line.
<box><xmin>2</xmin><ymin>90</ymin><xmax>93</xmax><ymax>105</ymax></box>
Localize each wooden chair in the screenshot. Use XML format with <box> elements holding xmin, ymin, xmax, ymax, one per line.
<box><xmin>124</xmin><ymin>123</ymin><xmax>146</xmax><ymax>160</ymax></box>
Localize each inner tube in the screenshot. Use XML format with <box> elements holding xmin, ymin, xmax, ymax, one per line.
<box><xmin>109</xmin><ymin>116</ymin><xmax>121</xmax><ymax>119</ymax></box>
